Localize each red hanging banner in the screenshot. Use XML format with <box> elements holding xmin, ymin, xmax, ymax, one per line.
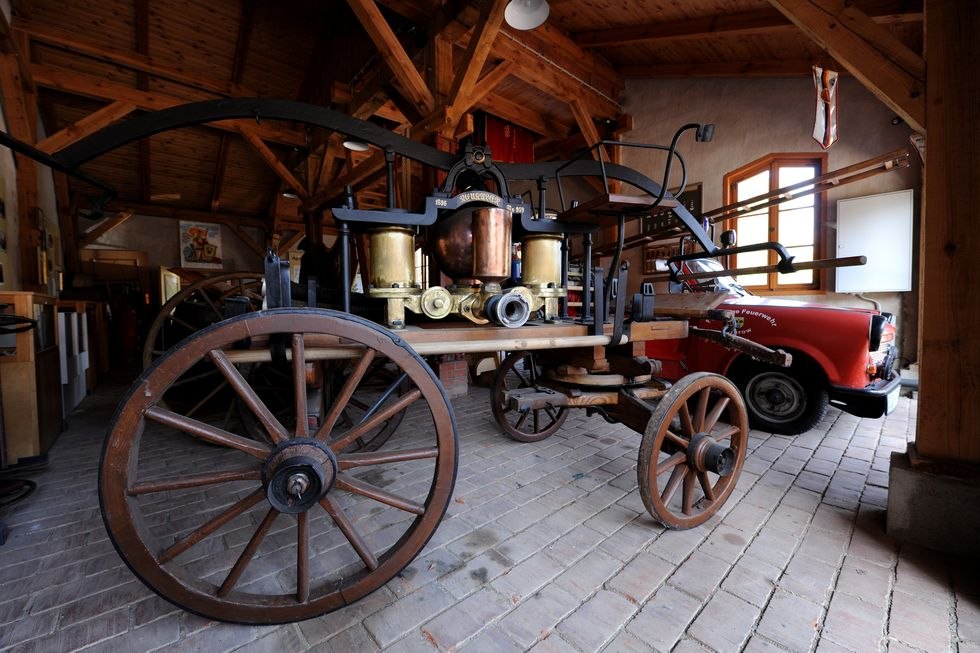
<box><xmin>812</xmin><ymin>65</ymin><xmax>839</xmax><ymax>149</ymax></box>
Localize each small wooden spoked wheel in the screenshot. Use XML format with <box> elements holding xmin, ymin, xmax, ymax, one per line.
<box><xmin>638</xmin><ymin>372</ymin><xmax>748</xmax><ymax>529</ymax></box>
<box><xmin>102</xmin><ymin>309</ymin><xmax>457</xmax><ymax>624</ymax></box>
<box><xmin>491</xmin><ymin>351</ymin><xmax>568</xmax><ymax>442</ymax></box>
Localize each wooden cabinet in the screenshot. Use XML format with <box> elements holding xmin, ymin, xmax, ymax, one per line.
<box><xmin>0</xmin><ymin>292</ymin><xmax>62</xmax><ymax>466</ymax></box>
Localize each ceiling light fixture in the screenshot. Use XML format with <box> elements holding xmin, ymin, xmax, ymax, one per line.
<box><xmin>504</xmin><ymin>0</ymin><xmax>549</xmax><ymax>31</ymax></box>
<box><xmin>342</xmin><ymin>139</ymin><xmax>370</xmax><ymax>152</ymax></box>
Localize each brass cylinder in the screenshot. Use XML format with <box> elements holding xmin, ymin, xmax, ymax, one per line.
<box><xmin>471</xmin><ymin>208</ymin><xmax>512</xmax><ymax>285</ymax></box>
<box><xmin>521</xmin><ymin>234</ymin><xmax>563</xmax><ymax>288</ymax></box>
<box><xmin>369</xmin><ymin>227</ymin><xmax>416</xmax><ymax>290</ymax></box>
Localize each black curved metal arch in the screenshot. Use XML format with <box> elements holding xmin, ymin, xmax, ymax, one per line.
<box><xmin>34</xmin><ymin>98</ymin><xmax>715</xmax><ymax>253</ymax></box>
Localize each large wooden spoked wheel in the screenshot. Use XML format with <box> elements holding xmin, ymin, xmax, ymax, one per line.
<box><xmin>491</xmin><ymin>351</ymin><xmax>568</xmax><ymax>442</ymax></box>
<box><xmin>638</xmin><ymin>372</ymin><xmax>748</xmax><ymax>529</ymax></box>
<box><xmin>102</xmin><ymin>309</ymin><xmax>457</xmax><ymax>624</ymax></box>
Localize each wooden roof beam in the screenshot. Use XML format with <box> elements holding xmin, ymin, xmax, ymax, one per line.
<box><xmin>444</xmin><ymin>0</ymin><xmax>507</xmax><ymax>131</ymax></box>
<box><xmin>14</xmin><ymin>19</ymin><xmax>257</xmax><ymax>97</ymax></box>
<box><xmin>97</xmin><ymin>199</ymin><xmax>276</xmax><ymax>230</ymax></box>
<box><xmin>346</xmin><ymin>0</ymin><xmax>435</xmax><ymax>116</ymax></box>
<box><xmin>36</xmin><ymin>100</ymin><xmax>137</xmax><ymax>154</ymax></box>
<box><xmin>236</xmin><ymin>124</ymin><xmax>309</xmax><ymax>201</ymax></box>
<box><xmin>618</xmin><ymin>58</ymin><xmax>846</xmax><ymax>78</ymax></box>
<box><xmin>766</xmin><ymin>0</ymin><xmax>924</xmax><ymax>132</ymax></box>
<box><xmin>29</xmin><ymin>63</ymin><xmax>306</xmax><ymax>147</ymax></box>
<box><xmin>574</xmin><ymin>0</ymin><xmax>922</xmax><ymax>48</ymax></box>
<box><xmin>78</xmin><ymin>210</ymin><xmax>135</xmax><ymax>247</ymax></box>
<box><xmin>211</xmin><ymin>0</ymin><xmax>256</xmax><ymax>212</ymax></box>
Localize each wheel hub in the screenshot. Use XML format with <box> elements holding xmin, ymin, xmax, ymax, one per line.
<box><xmin>687</xmin><ymin>433</ymin><xmax>736</xmax><ymax>477</ymax></box>
<box><xmin>765</xmin><ymin>387</ymin><xmax>787</xmax><ymax>405</ymax></box>
<box><xmin>263</xmin><ymin>438</ymin><xmax>338</xmax><ymax>513</ymax></box>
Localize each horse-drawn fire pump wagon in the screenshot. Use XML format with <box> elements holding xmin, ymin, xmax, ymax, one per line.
<box><xmin>0</xmin><ymin>99</ymin><xmax>864</xmax><ymax>624</ymax></box>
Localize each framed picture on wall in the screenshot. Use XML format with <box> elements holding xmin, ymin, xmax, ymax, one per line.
<box><xmin>179</xmin><ymin>220</ymin><xmax>223</xmax><ymax>269</ymax></box>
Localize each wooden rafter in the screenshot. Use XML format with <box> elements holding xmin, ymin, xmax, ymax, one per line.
<box><xmin>135</xmin><ymin>0</ymin><xmax>151</xmax><ymax>204</ymax></box>
<box><xmin>766</xmin><ymin>0</ymin><xmax>925</xmax><ymax>132</ymax></box>
<box><xmin>573</xmin><ymin>0</ymin><xmax>922</xmax><ymax>48</ymax></box>
<box><xmin>29</xmin><ymin>63</ymin><xmax>306</xmax><ymax>146</ymax></box>
<box><xmin>277</xmin><ymin>230</ymin><xmax>306</xmax><ymax>255</ymax></box>
<box><xmin>14</xmin><ymin>19</ymin><xmax>256</xmax><ymax>97</ymax></box>
<box><xmin>445</xmin><ymin>0</ymin><xmax>507</xmax><ymax>128</ymax></box>
<box><xmin>346</xmin><ymin>0</ymin><xmax>435</xmax><ymax>115</ymax></box>
<box><xmin>78</xmin><ymin>210</ymin><xmax>135</xmax><ymax>247</ymax></box>
<box><xmin>618</xmin><ymin>58</ymin><xmax>845</xmax><ymax>78</ymax></box>
<box><xmin>226</xmin><ymin>222</ymin><xmax>267</xmax><ymax>259</ymax></box>
<box><xmin>236</xmin><ymin>124</ymin><xmax>309</xmax><ymax>201</ymax></box>
<box><xmin>211</xmin><ymin>0</ymin><xmax>256</xmax><ymax>212</ymax></box>
<box><xmin>36</xmin><ymin>100</ymin><xmax>137</xmax><ymax>154</ymax></box>
<box><xmin>95</xmin><ymin>199</ymin><xmax>307</xmax><ymax>232</ymax></box>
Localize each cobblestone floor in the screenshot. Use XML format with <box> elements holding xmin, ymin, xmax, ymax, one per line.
<box><xmin>1</xmin><ymin>379</ymin><xmax>977</xmax><ymax>653</ymax></box>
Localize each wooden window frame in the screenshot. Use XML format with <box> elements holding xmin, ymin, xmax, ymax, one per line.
<box><xmin>723</xmin><ymin>152</ymin><xmax>828</xmax><ymax>294</ymax></box>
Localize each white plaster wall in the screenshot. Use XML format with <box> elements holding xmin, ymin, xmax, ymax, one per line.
<box><xmin>621</xmin><ymin>76</ymin><xmax>921</xmax><ymax>360</ymax></box>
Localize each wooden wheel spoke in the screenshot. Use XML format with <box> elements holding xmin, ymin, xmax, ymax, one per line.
<box><xmin>660</xmin><ymin>464</ymin><xmax>687</xmax><ymax>505</ymax></box>
<box><xmin>168</xmin><ymin>368</ymin><xmax>221</xmax><ymax>389</ymax></box>
<box><xmin>348</xmin><ymin>398</ymin><xmax>370</xmax><ymax>411</ymax></box>
<box><xmin>682</xmin><ymin>469</ymin><xmax>697</xmax><ymax>515</ymax></box>
<box><xmin>217</xmin><ymin>507</ymin><xmax>279</xmax><ymax>597</ymax></box>
<box><xmin>334</xmin><ymin>473</ymin><xmax>424</xmax><ymax>514</ymax></box>
<box><xmin>514</xmin><ymin>410</ymin><xmax>530</xmax><ymax>430</ymax></box>
<box><xmin>714</xmin><ymin>424</ymin><xmax>741</xmax><ymax>444</ymax></box>
<box><xmin>697</xmin><ymin>471</ymin><xmax>715</xmax><ymax>502</ymax></box>
<box><xmin>703</xmin><ymin>396</ymin><xmax>730</xmax><ymax>433</ymax></box>
<box><xmin>210</xmin><ymin>349</ymin><xmax>288</xmax><ymax>444</ymax></box>
<box><xmin>146</xmin><ymin>406</ymin><xmax>271</xmax><ymax>459</ymax></box>
<box><xmin>512</xmin><ymin>366</ymin><xmax>532</xmax><ymax>388</ymax></box>
<box><xmin>166</xmin><ymin>313</ymin><xmax>199</xmax><ymax>333</ymax></box>
<box><xmin>198</xmin><ymin>289</ymin><xmax>223</xmax><ymax>321</ymax></box>
<box><xmin>338</xmin><ymin>447</ymin><xmax>438</xmax><ymax>470</ymax></box>
<box><xmin>292</xmin><ymin>335</ymin><xmax>309</xmax><ymax>437</ymax></box>
<box><xmin>297</xmin><ymin>512</ymin><xmax>310</xmax><ymax>602</ymax></box>
<box><xmin>320</xmin><ymin>496</ymin><xmax>378</xmax><ymax>571</ymax></box>
<box><xmin>533</xmin><ymin>409</ymin><xmax>540</xmax><ymax>433</ymax></box>
<box><xmin>656</xmin><ymin>451</ymin><xmax>687</xmax><ymax>475</ymax></box>
<box><xmin>694</xmin><ymin>388</ymin><xmax>710</xmax><ymax>432</ymax></box>
<box><xmin>160</xmin><ymin>488</ymin><xmax>265</xmax><ymax>563</ymax></box>
<box><xmin>315</xmin><ymin>350</ymin><xmax>377</xmax><ymax>441</ymax></box>
<box><xmin>544</xmin><ymin>406</ymin><xmax>560</xmax><ymax>422</ymax></box>
<box><xmin>664</xmin><ymin>430</ymin><xmax>690</xmax><ymax>450</ymax></box>
<box><xmin>679</xmin><ymin>402</ymin><xmax>695</xmax><ymax>438</ymax></box>
<box><xmin>330</xmin><ymin>388</ymin><xmax>421</xmax><ymax>453</ymax></box>
<box><xmin>128</xmin><ymin>468</ymin><xmax>261</xmax><ymax>495</ymax></box>
<box><xmin>184</xmin><ymin>379</ymin><xmax>229</xmax><ymax>419</ymax></box>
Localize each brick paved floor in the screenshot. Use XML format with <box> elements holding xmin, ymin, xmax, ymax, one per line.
<box><xmin>1</xmin><ymin>380</ymin><xmax>978</xmax><ymax>653</ymax></box>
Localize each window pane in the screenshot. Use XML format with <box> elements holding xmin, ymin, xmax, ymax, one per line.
<box><xmin>737</xmin><ymin>212</ymin><xmax>768</xmax><ymax>245</ymax></box>
<box><xmin>777</xmin><ymin>246</ymin><xmax>814</xmax><ymax>285</ymax></box>
<box><xmin>778</xmin><ymin>205</ymin><xmax>814</xmax><ymax>247</ymax></box>
<box><xmin>735</xmin><ymin>249</ymin><xmax>769</xmax><ymax>287</ymax></box>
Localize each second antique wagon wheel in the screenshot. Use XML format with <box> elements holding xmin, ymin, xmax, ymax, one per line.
<box><xmin>491</xmin><ymin>351</ymin><xmax>568</xmax><ymax>442</ymax></box>
<box><xmin>239</xmin><ymin>356</ymin><xmax>407</xmax><ymax>452</ymax></box>
<box><xmin>141</xmin><ymin>272</ymin><xmax>265</xmax><ymax>423</ymax></box>
<box><xmin>142</xmin><ymin>271</ymin><xmax>264</xmax><ymax>368</ymax></box>
<box><xmin>638</xmin><ymin>372</ymin><xmax>748</xmax><ymax>529</ymax></box>
<box><xmin>102</xmin><ymin>308</ymin><xmax>457</xmax><ymax>624</ymax></box>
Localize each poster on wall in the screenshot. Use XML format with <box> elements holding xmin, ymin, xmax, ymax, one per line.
<box><xmin>179</xmin><ymin>220</ymin><xmax>223</xmax><ymax>269</ymax></box>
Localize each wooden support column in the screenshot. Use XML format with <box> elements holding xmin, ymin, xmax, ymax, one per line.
<box><xmin>0</xmin><ymin>54</ymin><xmax>42</xmax><ymax>290</ymax></box>
<box><xmin>915</xmin><ymin>0</ymin><xmax>980</xmax><ymax>463</ymax></box>
<box><xmin>885</xmin><ymin>0</ymin><xmax>980</xmax><ymax>558</ymax></box>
